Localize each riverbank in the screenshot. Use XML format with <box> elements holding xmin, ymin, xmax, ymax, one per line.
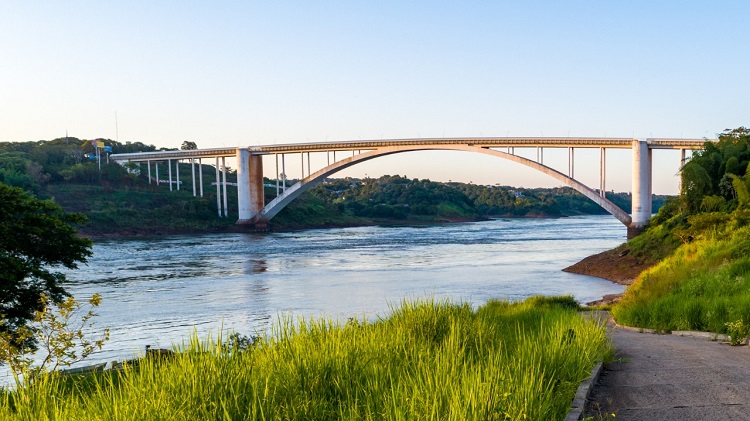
<box><xmin>76</xmin><ymin>213</ymin><xmax>602</xmax><ymax>239</ymax></box>
<box><xmin>563</xmin><ymin>243</ymin><xmax>656</xmax><ymax>307</ymax></box>
<box><xmin>563</xmin><ymin>243</ymin><xmax>651</xmax><ymax>286</ymax></box>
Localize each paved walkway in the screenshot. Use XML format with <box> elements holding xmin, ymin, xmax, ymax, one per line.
<box><xmin>584</xmin><ymin>320</ymin><xmax>750</xmax><ymax>420</ymax></box>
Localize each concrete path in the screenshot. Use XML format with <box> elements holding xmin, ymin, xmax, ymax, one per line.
<box><xmin>584</xmin><ymin>321</ymin><xmax>750</xmax><ymax>420</ymax></box>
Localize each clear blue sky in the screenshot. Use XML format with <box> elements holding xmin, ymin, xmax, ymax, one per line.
<box><xmin>2</xmin><ymin>1</ymin><xmax>747</xmax><ymax>194</ymax></box>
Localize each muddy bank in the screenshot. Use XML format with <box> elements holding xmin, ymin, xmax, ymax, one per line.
<box><xmin>564</xmin><ymin>244</ymin><xmax>657</xmax><ymax>306</ymax></box>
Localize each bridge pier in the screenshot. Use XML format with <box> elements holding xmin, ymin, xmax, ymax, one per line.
<box><xmin>629</xmin><ymin>140</ymin><xmax>652</xmax><ymax>238</ymax></box>
<box><xmin>236</xmin><ymin>149</ymin><xmax>265</xmax><ymax>225</ymax></box>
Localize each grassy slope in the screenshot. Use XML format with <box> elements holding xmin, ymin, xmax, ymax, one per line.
<box><xmin>44</xmin><ymin>184</ymin><xmax>239</xmax><ymax>236</ymax></box>
<box><xmin>613</xmin><ymin>211</ymin><xmax>750</xmax><ymax>336</ymax></box>
<box><xmin>1</xmin><ymin>297</ymin><xmax>609</xmax><ymax>421</ymax></box>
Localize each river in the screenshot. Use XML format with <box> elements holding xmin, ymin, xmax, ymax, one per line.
<box><xmin>2</xmin><ymin>215</ymin><xmax>626</xmax><ymax>383</ymax></box>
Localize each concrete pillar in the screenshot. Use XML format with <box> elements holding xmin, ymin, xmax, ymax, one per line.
<box><xmin>222</xmin><ymin>157</ymin><xmax>228</xmax><ymax>217</ymax></box>
<box><xmin>198</xmin><ymin>158</ymin><xmax>203</xmax><ymax>197</ymax></box>
<box><xmin>629</xmin><ymin>140</ymin><xmax>652</xmax><ymax>237</ymax></box>
<box><xmin>236</xmin><ymin>149</ymin><xmax>265</xmax><ymax>224</ymax></box>
<box><xmin>147</xmin><ymin>160</ymin><xmax>152</xmax><ymax>184</ymax></box>
<box><xmin>168</xmin><ymin>159</ymin><xmax>173</xmax><ymax>191</ymax></box>
<box><xmin>275</xmin><ymin>154</ymin><xmax>280</xmax><ymax>197</ymax></box>
<box><xmin>215</xmin><ymin>158</ymin><xmax>222</xmax><ymax>217</ymax></box>
<box><xmin>599</xmin><ymin>148</ymin><xmax>607</xmax><ymax>198</ymax></box>
<box><xmin>176</xmin><ymin>160</ymin><xmax>180</xmax><ymax>190</ymax></box>
<box><xmin>570</xmin><ymin>147</ymin><xmax>575</xmax><ymax>178</ymax></box>
<box><xmin>191</xmin><ymin>159</ymin><xmax>196</xmax><ymax>196</ymax></box>
<box><xmin>249</xmin><ymin>154</ymin><xmax>264</xmax><ymax>219</ymax></box>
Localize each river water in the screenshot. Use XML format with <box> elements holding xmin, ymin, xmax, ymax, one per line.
<box><xmin>2</xmin><ymin>215</ymin><xmax>626</xmax><ymax>383</ymax></box>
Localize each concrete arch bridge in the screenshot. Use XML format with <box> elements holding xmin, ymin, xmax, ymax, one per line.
<box><xmin>110</xmin><ymin>137</ymin><xmax>709</xmax><ymax>237</ymax></box>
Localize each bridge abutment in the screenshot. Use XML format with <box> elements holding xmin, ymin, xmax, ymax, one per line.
<box><xmin>629</xmin><ymin>140</ymin><xmax>652</xmax><ymax>238</ymax></box>
<box><xmin>236</xmin><ymin>149</ymin><xmax>265</xmax><ymax>225</ymax></box>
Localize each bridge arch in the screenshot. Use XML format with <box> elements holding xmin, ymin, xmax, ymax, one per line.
<box><xmin>254</xmin><ymin>144</ymin><xmax>632</xmax><ymax>226</ymax></box>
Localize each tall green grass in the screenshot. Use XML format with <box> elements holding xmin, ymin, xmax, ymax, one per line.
<box><xmin>614</xmin><ymin>224</ymin><xmax>750</xmax><ymax>333</ymax></box>
<box><xmin>1</xmin><ymin>297</ymin><xmax>609</xmax><ymax>420</ymax></box>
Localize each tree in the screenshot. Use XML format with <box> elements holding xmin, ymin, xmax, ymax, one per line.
<box><xmin>0</xmin><ymin>183</ymin><xmax>92</xmax><ymax>354</ymax></box>
<box><xmin>181</xmin><ymin>141</ymin><xmax>198</xmax><ymax>150</ymax></box>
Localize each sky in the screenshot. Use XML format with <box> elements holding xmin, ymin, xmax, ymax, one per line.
<box><xmin>2</xmin><ymin>1</ymin><xmax>748</xmax><ymax>194</ymax></box>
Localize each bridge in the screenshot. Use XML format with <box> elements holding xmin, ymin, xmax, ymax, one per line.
<box><xmin>110</xmin><ymin>137</ymin><xmax>710</xmax><ymax>237</ymax></box>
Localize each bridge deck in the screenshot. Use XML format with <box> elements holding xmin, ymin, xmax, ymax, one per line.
<box><xmin>111</xmin><ymin>137</ymin><xmax>710</xmax><ymax>162</ymax></box>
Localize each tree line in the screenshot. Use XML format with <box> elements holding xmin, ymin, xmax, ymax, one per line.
<box><xmin>305</xmin><ymin>175</ymin><xmax>663</xmax><ymax>221</ymax></box>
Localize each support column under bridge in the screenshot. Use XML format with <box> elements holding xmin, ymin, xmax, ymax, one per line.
<box><xmin>629</xmin><ymin>140</ymin><xmax>652</xmax><ymax>238</ymax></box>
<box><xmin>236</xmin><ymin>149</ymin><xmax>265</xmax><ymax>226</ymax></box>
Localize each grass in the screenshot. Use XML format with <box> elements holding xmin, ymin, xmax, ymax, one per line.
<box><xmin>613</xmin><ymin>221</ymin><xmax>750</xmax><ymax>336</ymax></box>
<box><xmin>1</xmin><ymin>297</ymin><xmax>610</xmax><ymax>420</ymax></box>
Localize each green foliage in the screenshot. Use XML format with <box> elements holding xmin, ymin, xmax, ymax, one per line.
<box><xmin>681</xmin><ymin>161</ymin><xmax>713</xmax><ymax>212</ymax></box>
<box><xmin>614</xmin><ymin>127</ymin><xmax>750</xmax><ymax>335</ymax></box>
<box><xmin>0</xmin><ymin>297</ymin><xmax>610</xmax><ymax>420</ymax></box>
<box><xmin>0</xmin><ymin>183</ymin><xmax>92</xmax><ymax>352</ymax></box>
<box><xmin>522</xmin><ymin>295</ymin><xmax>581</xmax><ymax>310</ymax></box>
<box><xmin>614</xmin><ymin>222</ymin><xmax>750</xmax><ymax>334</ymax></box>
<box><xmin>725</xmin><ymin>319</ymin><xmax>749</xmax><ymax>346</ymax></box>
<box><xmin>685</xmin><ymin>212</ymin><xmax>730</xmax><ymax>238</ymax></box>
<box><xmin>0</xmin><ymin>294</ymin><xmax>109</xmax><ymax>387</ymax></box>
<box><xmin>180</xmin><ymin>141</ymin><xmax>197</xmax><ymax>150</ymax></box>
<box><xmin>0</xmin><ymin>137</ymin><xmax>156</xmax><ymax>188</ymax></box>
<box><xmin>45</xmin><ymin>183</ymin><xmax>238</xmax><ymax>236</ymax></box>
<box><xmin>276</xmin><ymin>175</ymin><xmax>663</xmax><ymax>227</ymax></box>
<box><xmin>729</xmin><ymin>173</ymin><xmax>750</xmax><ymax>207</ymax></box>
<box><xmin>680</xmin><ymin>127</ymin><xmax>750</xmax><ymax>209</ymax></box>
<box><xmin>700</xmin><ymin>195</ymin><xmax>726</xmax><ymax>213</ymax></box>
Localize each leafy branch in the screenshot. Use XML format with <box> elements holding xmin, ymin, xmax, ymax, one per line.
<box><xmin>0</xmin><ymin>293</ymin><xmax>110</xmax><ymax>386</ymax></box>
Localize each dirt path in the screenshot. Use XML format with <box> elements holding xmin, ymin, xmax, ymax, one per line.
<box><xmin>584</xmin><ymin>320</ymin><xmax>750</xmax><ymax>420</ymax></box>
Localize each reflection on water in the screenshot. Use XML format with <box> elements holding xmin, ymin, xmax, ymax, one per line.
<box><xmin>245</xmin><ymin>258</ymin><xmax>268</xmax><ymax>274</ymax></box>
<box><xmin>1</xmin><ymin>215</ymin><xmax>626</xmax><ymax>384</ymax></box>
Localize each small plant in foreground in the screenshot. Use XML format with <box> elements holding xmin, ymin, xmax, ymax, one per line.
<box><xmin>0</xmin><ymin>294</ymin><xmax>110</xmax><ymax>386</ymax></box>
<box><xmin>725</xmin><ymin>319</ymin><xmax>749</xmax><ymax>346</ymax></box>
<box><xmin>223</xmin><ymin>332</ymin><xmax>259</xmax><ymax>351</ymax></box>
